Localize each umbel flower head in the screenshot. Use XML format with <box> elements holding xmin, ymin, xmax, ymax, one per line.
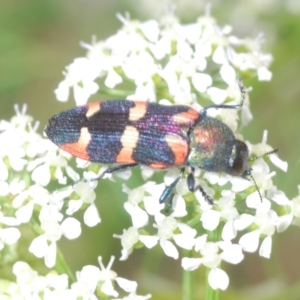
<box><xmin>0</xmin><ymin>7</ymin><xmax>294</xmax><ymax>298</ymax></box>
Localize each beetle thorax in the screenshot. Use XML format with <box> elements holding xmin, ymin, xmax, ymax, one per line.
<box><xmin>188</xmin><ymin>116</ymin><xmax>249</xmax><ymax>176</ymax></box>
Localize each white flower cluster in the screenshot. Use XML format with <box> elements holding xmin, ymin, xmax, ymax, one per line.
<box><xmin>0</xmin><ymin>106</ymin><xmax>101</xmax><ymax>268</ymax></box>
<box><xmin>55</xmin><ymin>10</ymin><xmax>273</xmax><ymax>110</ymax></box>
<box><xmin>7</xmin><ymin>257</ymin><xmax>150</xmax><ymax>299</ymax></box>
<box><xmin>0</xmin><ymin>9</ymin><xmax>297</xmax><ymax>296</ymax></box>
<box><xmin>0</xmin><ymin>107</ymin><xmax>149</xmax><ymax>298</ymax></box>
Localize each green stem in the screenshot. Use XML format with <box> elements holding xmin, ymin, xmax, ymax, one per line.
<box><xmin>98</xmin><ymin>87</ymin><xmax>133</xmax><ymax>98</ymax></box>
<box><xmin>56</xmin><ymin>247</ymin><xmax>76</xmax><ymax>283</ymax></box>
<box><xmin>182</xmin><ymin>249</ymin><xmax>194</xmax><ymax>300</ymax></box>
<box><xmin>187</xmin><ymin>213</ymin><xmax>202</xmax><ymax>228</ymax></box>
<box><xmin>205</xmin><ymin>227</ymin><xmax>221</xmax><ymax>300</ymax></box>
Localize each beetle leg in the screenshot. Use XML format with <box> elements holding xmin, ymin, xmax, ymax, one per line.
<box><xmin>159</xmin><ymin>168</ymin><xmax>185</xmax><ymax>204</ymax></box>
<box><xmin>91</xmin><ymin>163</ymin><xmax>139</xmax><ymax>180</ymax></box>
<box><xmin>74</xmin><ymin>163</ymin><xmax>138</xmax><ymax>185</ymax></box>
<box><xmin>187</xmin><ymin>167</ymin><xmax>214</xmax><ymax>205</ymax></box>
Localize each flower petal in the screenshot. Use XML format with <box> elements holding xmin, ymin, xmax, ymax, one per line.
<box><xmin>61</xmin><ymin>217</ymin><xmax>81</xmax><ymax>239</ymax></box>
<box><xmin>208</xmin><ymin>268</ymin><xmax>229</xmax><ymax>290</ymax></box>
<box><xmin>181</xmin><ymin>257</ymin><xmax>202</xmax><ymax>271</ymax></box>
<box><xmin>239</xmin><ymin>230</ymin><xmax>260</xmax><ymax>253</ymax></box>
<box><xmin>160</xmin><ymin>239</ymin><xmax>178</xmax><ymax>259</ymax></box>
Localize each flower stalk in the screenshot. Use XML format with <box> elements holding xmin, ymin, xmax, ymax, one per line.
<box><xmin>182</xmin><ymin>249</ymin><xmax>195</xmax><ymax>300</ymax></box>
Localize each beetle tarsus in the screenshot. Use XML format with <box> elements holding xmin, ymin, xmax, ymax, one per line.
<box><xmin>73</xmin><ymin>163</ymin><xmax>138</xmax><ymax>187</ymax></box>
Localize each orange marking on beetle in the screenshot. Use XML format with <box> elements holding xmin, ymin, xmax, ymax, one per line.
<box><xmin>172</xmin><ymin>108</ymin><xmax>199</xmax><ymax>125</ymax></box>
<box><xmin>116</xmin><ymin>126</ymin><xmax>139</xmax><ymax>163</ymax></box>
<box><xmin>149</xmin><ymin>162</ymin><xmax>169</xmax><ymax>169</ymax></box>
<box><xmin>129</xmin><ymin>101</ymin><xmax>148</xmax><ymax>121</ymax></box>
<box><xmin>193</xmin><ymin>127</ymin><xmax>220</xmax><ymax>152</ymax></box>
<box><xmin>61</xmin><ymin>127</ymin><xmax>91</xmax><ymax>160</ymax></box>
<box><xmin>195</xmin><ymin>129</ymin><xmax>211</xmax><ymax>144</ymax></box>
<box><xmin>165</xmin><ymin>134</ymin><xmax>188</xmax><ymax>166</ymax></box>
<box><xmin>86</xmin><ymin>102</ymin><xmax>101</xmax><ymax>118</ymax></box>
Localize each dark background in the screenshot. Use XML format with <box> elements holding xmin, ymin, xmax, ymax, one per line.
<box><xmin>1</xmin><ymin>1</ymin><xmax>299</xmax><ymax>299</ymax></box>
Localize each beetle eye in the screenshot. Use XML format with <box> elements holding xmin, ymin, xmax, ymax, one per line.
<box><xmin>227</xmin><ymin>140</ymin><xmax>249</xmax><ymax>176</ymax></box>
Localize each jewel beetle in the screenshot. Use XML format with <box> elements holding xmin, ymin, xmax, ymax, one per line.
<box><xmin>45</xmin><ymin>81</ymin><xmax>277</xmax><ymax>205</ymax></box>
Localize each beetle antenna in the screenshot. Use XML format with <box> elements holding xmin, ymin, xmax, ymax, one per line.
<box><xmin>201</xmin><ymin>79</ymin><xmax>246</xmax><ymax>115</ymax></box>
<box><xmin>246</xmin><ymin>149</ymin><xmax>279</xmax><ymax>202</ymax></box>
<box><xmin>248</xmin><ymin>170</ymin><xmax>263</xmax><ymax>202</ymax></box>
<box><xmin>248</xmin><ymin>148</ymin><xmax>279</xmax><ymax>162</ymax></box>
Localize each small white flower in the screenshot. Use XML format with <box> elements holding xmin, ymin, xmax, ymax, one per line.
<box><xmin>114</xmin><ymin>227</ymin><xmax>158</xmax><ymax>261</ymax></box>
<box><xmin>72</xmin><ymin>265</ymin><xmax>100</xmax><ymax>297</ymax></box>
<box><xmin>66</xmin><ymin>182</ymin><xmax>100</xmax><ymax>227</ymax></box>
<box><xmin>228</xmin><ymin>34</ymin><xmax>273</xmax><ymax>81</ymax></box>
<box><xmin>254</xmin><ymin>131</ymin><xmax>288</xmax><ymax>172</ymax></box>
<box><xmin>182</xmin><ymin>238</ymin><xmax>234</xmax><ymax>290</ymax></box>
<box><xmin>28</xmin><ymin>143</ymin><xmax>71</xmax><ymax>186</ymax></box>
<box><xmin>74</xmin><ymin>181</ymin><xmax>97</xmax><ymax>204</ymax></box>
<box><xmin>123</xmin><ymin>51</ymin><xmax>157</xmax><ymax>86</ymax></box>
<box><xmin>218</xmin><ymin>241</ymin><xmax>244</xmax><ymax>264</ymax></box>
<box><xmin>0</xmin><ymin>227</ymin><xmax>21</xmax><ymax>245</ymax></box>
<box><xmin>55</xmin><ymin>57</ymin><xmax>100</xmax><ymax>105</ymax></box>
<box><xmin>120</xmin><ymin>227</ymin><xmax>140</xmax><ymax>251</ymax></box>
<box><xmin>96</xmin><ymin>256</ymin><xmax>139</xmax><ymax>297</ymax></box>
<box><xmin>12</xmin><ymin>262</ymin><xmax>73</xmax><ymax>297</ymax></box>
<box><xmin>173</xmin><ymin>223</ymin><xmax>197</xmax><ymax>250</ymax></box>
<box><xmin>29</xmin><ymin>203</ymin><xmax>84</xmax><ymax>267</ymax></box>
<box><xmin>201</xmin><ymin>210</ymin><xmax>220</xmax><ymax>231</ymax></box>
<box><xmin>46</xmin><ymin>272</ymin><xmax>69</xmax><ymax>290</ymax></box>
<box><xmin>123</xmin><ymin>184</ymin><xmax>149</xmax><ymax>228</ymax></box>
<box><xmin>154</xmin><ymin>216</ymin><xmax>183</xmax><ymax>259</ymax></box>
<box><xmin>200</xmin><ymin>242</ymin><xmax>221</xmax><ymax>268</ymax></box>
